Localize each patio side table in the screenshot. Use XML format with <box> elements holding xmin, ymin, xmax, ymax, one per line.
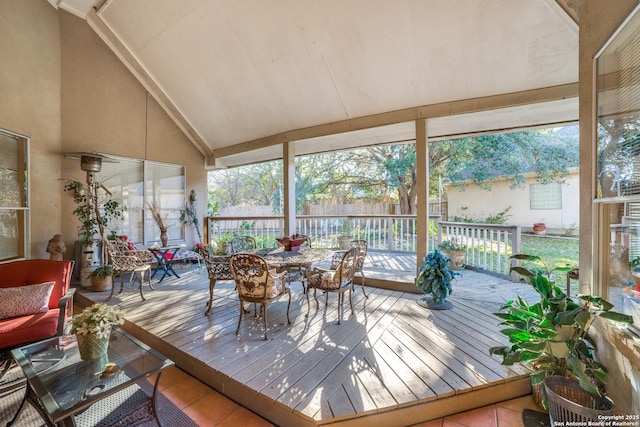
<box><xmin>9</xmin><ymin>327</ymin><xmax>174</xmax><ymax>427</ymax></box>
<box><xmin>150</xmin><ymin>245</ymin><xmax>182</xmax><ymax>282</ymax></box>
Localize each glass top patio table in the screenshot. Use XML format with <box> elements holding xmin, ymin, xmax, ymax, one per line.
<box><xmin>10</xmin><ymin>327</ymin><xmax>173</xmax><ymax>426</ymax></box>
<box><xmin>254</xmin><ymin>247</ymin><xmax>333</xmax><ymax>266</ymax></box>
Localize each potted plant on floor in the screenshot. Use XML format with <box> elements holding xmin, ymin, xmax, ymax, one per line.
<box><xmin>89</xmin><ymin>265</ymin><xmax>115</xmax><ymax>292</ymax></box>
<box><xmin>336</xmin><ymin>220</ymin><xmax>353</xmax><ymax>250</ymax></box>
<box><xmin>438</xmin><ymin>237</ymin><xmax>467</xmax><ymax>270</ymax></box>
<box><xmin>489</xmin><ymin>254</ymin><xmax>632</xmax><ymax>415</ymax></box>
<box><xmin>415</xmin><ymin>249</ymin><xmax>460</xmax><ymax>309</ymax></box>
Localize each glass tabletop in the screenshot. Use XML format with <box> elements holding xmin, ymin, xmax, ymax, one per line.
<box><xmin>11</xmin><ymin>327</ymin><xmax>173</xmax><ymax>424</ymax></box>
<box><xmin>254</xmin><ymin>247</ymin><xmax>333</xmax><ymax>266</ymax></box>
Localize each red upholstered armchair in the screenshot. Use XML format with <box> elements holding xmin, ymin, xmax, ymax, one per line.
<box><xmin>0</xmin><ymin>260</ymin><xmax>74</xmax><ymax>377</ymax></box>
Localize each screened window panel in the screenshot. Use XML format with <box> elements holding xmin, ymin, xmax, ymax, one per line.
<box><xmin>0</xmin><ymin>210</ymin><xmax>26</xmax><ymax>261</ymax></box>
<box><xmin>0</xmin><ymin>132</ymin><xmax>27</xmax><ymax>208</ymax></box>
<box><xmin>595</xmin><ymin>5</ymin><xmax>640</xmax><ymax>332</ymax></box>
<box><xmin>100</xmin><ymin>158</ymin><xmax>144</xmax><ymax>243</ymax></box>
<box><xmin>0</xmin><ymin>129</ymin><xmax>28</xmax><ymax>261</ymax></box>
<box><xmin>145</xmin><ymin>162</ymin><xmax>185</xmax><ymax>244</ymax></box>
<box><xmin>597</xmin><ymin>8</ymin><xmax>640</xmax><ymax>198</ymax></box>
<box><xmin>530</xmin><ymin>183</ymin><xmax>562</xmax><ymax>209</ymax></box>
<box><xmin>99</xmin><ymin>157</ymin><xmax>185</xmax><ymax>245</ymax></box>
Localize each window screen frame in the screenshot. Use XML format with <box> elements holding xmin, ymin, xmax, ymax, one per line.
<box><xmin>593</xmin><ymin>2</ymin><xmax>640</xmax><ymax>333</ymax></box>
<box><xmin>98</xmin><ymin>156</ymin><xmax>186</xmax><ymax>246</ymax></box>
<box><xmin>0</xmin><ymin>128</ymin><xmax>29</xmax><ymax>262</ymax></box>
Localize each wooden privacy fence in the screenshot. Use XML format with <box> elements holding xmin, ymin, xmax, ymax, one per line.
<box><xmin>205</xmin><ymin>215</ymin><xmax>520</xmax><ymax>279</ymax></box>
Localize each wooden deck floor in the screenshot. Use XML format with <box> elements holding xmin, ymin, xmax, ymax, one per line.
<box><xmin>74</xmin><ymin>252</ymin><xmax>537</xmax><ymax>427</ymax></box>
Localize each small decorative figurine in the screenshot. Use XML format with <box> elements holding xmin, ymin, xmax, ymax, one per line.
<box><xmin>46</xmin><ymin>234</ymin><xmax>66</xmax><ymax>261</ymax></box>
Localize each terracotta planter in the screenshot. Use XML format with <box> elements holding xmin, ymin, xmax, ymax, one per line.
<box><xmin>442</xmin><ymin>250</ymin><xmax>465</xmax><ymax>270</ymax></box>
<box><xmin>160</xmin><ymin>230</ymin><xmax>168</xmax><ymax>247</ymax></box>
<box><xmin>90</xmin><ymin>274</ymin><xmax>113</xmax><ymax>292</ymax></box>
<box><xmin>533</xmin><ymin>223</ymin><xmax>547</xmax><ymax>235</ymax></box>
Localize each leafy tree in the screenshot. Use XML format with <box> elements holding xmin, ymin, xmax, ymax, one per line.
<box><xmin>208</xmin><ymin>127</ymin><xmax>578</xmax><ymax>216</ymax></box>
<box><xmin>444</xmin><ymin>129</ymin><xmax>578</xmax><ymax>190</ymax></box>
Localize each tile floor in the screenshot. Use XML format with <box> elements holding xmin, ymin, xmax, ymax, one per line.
<box><xmin>150</xmin><ymin>366</ymin><xmax>544</xmax><ymax>427</ymax></box>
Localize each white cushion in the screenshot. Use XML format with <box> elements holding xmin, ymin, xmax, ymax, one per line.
<box><xmin>0</xmin><ymin>281</ymin><xmax>55</xmax><ymax>319</ymax></box>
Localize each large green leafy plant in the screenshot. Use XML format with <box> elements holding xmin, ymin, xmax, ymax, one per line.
<box><xmin>64</xmin><ymin>179</ymin><xmax>124</xmax><ymax>272</ymax></box>
<box><xmin>490</xmin><ymin>254</ymin><xmax>633</xmax><ymax>398</ymax></box>
<box><xmin>416</xmin><ymin>249</ymin><xmax>459</xmax><ymax>303</ymax></box>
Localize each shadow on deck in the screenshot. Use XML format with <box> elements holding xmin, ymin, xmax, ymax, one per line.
<box><xmin>74</xmin><ymin>252</ymin><xmax>538</xmax><ymax>426</ymax></box>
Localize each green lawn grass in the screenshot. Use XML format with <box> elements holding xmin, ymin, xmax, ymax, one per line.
<box><xmin>519</xmin><ymin>234</ymin><xmax>579</xmax><ymax>287</ymax></box>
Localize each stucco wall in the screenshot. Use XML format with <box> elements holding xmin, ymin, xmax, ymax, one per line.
<box><xmin>580</xmin><ymin>0</ymin><xmax>640</xmax><ymax>415</ymax></box>
<box><xmin>446</xmin><ymin>172</ymin><xmax>579</xmax><ymax>234</ymax></box>
<box><xmin>0</xmin><ymin>2</ymin><xmax>207</xmax><ymax>261</ymax></box>
<box><xmin>58</xmin><ymin>10</ymin><xmax>206</xmax><ymax>254</ymax></box>
<box><xmin>0</xmin><ymin>0</ymin><xmax>62</xmax><ymax>259</ymax></box>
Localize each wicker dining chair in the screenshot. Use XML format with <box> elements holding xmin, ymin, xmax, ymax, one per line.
<box><xmin>201</xmin><ymin>245</ymin><xmax>234</xmax><ymax>315</ymax></box>
<box><xmin>350</xmin><ymin>240</ymin><xmax>369</xmax><ymax>298</ymax></box>
<box><xmin>105</xmin><ymin>239</ymin><xmax>153</xmax><ymax>301</ymax></box>
<box><xmin>306</xmin><ymin>246</ymin><xmax>358</xmax><ymax>324</ymax></box>
<box><xmin>229</xmin><ymin>253</ymin><xmax>291</xmax><ymax>340</ymax></box>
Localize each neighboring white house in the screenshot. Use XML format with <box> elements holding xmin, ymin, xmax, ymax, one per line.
<box><xmin>444</xmin><ymin>168</ymin><xmax>579</xmax><ymax>235</ymax></box>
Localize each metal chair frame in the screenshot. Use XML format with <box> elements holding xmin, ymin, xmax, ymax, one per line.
<box><xmin>229</xmin><ymin>253</ymin><xmax>291</xmax><ymax>340</ymax></box>
<box><xmin>306</xmin><ymin>246</ymin><xmax>358</xmax><ymax>324</ymax></box>
<box><xmin>106</xmin><ymin>239</ymin><xmax>153</xmax><ymax>301</ymax></box>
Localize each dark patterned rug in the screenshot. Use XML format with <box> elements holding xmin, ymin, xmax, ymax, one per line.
<box><xmin>0</xmin><ymin>364</ymin><xmax>198</xmax><ymax>427</ymax></box>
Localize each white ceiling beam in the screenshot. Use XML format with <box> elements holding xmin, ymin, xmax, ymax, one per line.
<box><xmin>209</xmin><ymin>82</ymin><xmax>578</xmax><ymax>167</ymax></box>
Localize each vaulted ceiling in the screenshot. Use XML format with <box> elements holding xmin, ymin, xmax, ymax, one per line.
<box><xmin>50</xmin><ymin>0</ymin><xmax>579</xmax><ymax>168</ymax></box>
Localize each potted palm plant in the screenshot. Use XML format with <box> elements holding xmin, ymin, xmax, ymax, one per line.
<box><xmin>415</xmin><ymin>249</ymin><xmax>459</xmax><ymax>309</ymax></box>
<box><xmin>490</xmin><ymin>254</ymin><xmax>633</xmax><ymax>414</ymax></box>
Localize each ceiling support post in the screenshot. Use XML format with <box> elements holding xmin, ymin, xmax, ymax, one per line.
<box><xmin>415</xmin><ymin>119</ymin><xmax>429</xmax><ymax>273</ymax></box>
<box><xmin>283</xmin><ymin>142</ymin><xmax>296</xmax><ymax>237</ymax></box>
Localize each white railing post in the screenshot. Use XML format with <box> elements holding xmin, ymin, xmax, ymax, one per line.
<box><xmin>206</xmin><ymin>214</ymin><xmax>522</xmax><ymax>279</ymax></box>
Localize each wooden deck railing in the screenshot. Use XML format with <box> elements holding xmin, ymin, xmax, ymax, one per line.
<box><xmin>204</xmin><ymin>215</ymin><xmax>520</xmax><ymax>278</ymax></box>
<box><xmin>437</xmin><ymin>221</ymin><xmax>521</xmax><ymax>278</ymax></box>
